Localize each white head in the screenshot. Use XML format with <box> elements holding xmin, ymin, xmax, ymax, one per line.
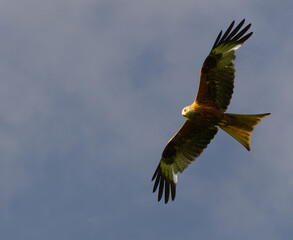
<box><xmin>181</xmin><ymin>105</ymin><xmax>193</xmax><ymax>118</ymax></box>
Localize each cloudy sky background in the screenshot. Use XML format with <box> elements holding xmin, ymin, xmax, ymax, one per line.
<box><xmin>0</xmin><ymin>0</ymin><xmax>292</xmax><ymax>239</ymax></box>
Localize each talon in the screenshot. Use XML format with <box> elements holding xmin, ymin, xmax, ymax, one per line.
<box><xmin>219</xmin><ymin>120</ymin><xmax>227</xmax><ymax>126</ymax></box>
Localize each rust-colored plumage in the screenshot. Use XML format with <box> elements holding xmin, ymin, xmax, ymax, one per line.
<box><xmin>152</xmin><ymin>19</ymin><xmax>270</xmax><ymax>203</ymax></box>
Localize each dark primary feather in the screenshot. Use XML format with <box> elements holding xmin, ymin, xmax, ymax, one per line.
<box><xmin>196</xmin><ymin>19</ymin><xmax>253</xmax><ymax>111</ymax></box>
<box><xmin>152</xmin><ymin>121</ymin><xmax>218</xmax><ymax>203</ymax></box>
<box><xmin>212</xmin><ymin>20</ymin><xmax>235</xmax><ymax>49</ymax></box>
<box><xmin>213</xmin><ymin>19</ymin><xmax>252</xmax><ymax>48</ymax></box>
<box><xmin>152</xmin><ymin>164</ymin><xmax>176</xmax><ymax>203</ymax></box>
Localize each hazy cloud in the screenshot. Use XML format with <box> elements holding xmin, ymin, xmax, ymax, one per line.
<box><xmin>0</xmin><ymin>0</ymin><xmax>292</xmax><ymax>239</ymax></box>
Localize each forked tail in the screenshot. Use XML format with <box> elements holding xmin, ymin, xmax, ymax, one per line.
<box><xmin>219</xmin><ymin>113</ymin><xmax>270</xmax><ymax>151</ymax></box>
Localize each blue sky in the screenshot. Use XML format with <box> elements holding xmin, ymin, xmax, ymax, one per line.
<box><xmin>0</xmin><ymin>0</ymin><xmax>292</xmax><ymax>239</ymax></box>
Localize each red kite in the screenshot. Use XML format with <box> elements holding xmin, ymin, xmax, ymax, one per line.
<box><xmin>152</xmin><ymin>19</ymin><xmax>270</xmax><ymax>203</ymax></box>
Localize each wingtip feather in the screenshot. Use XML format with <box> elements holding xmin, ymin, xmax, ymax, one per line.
<box><xmin>158</xmin><ymin>177</ymin><xmax>164</xmax><ymax>202</ymax></box>
<box><xmin>152</xmin><ymin>163</ymin><xmax>177</xmax><ymax>203</ymax></box>
<box><xmin>164</xmin><ymin>181</ymin><xmax>170</xmax><ymax>204</ymax></box>
<box><xmin>212</xmin><ymin>19</ymin><xmax>252</xmax><ymax>50</ymax></box>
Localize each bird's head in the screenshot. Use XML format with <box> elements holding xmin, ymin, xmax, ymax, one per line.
<box><xmin>181</xmin><ymin>105</ymin><xmax>193</xmax><ymax>118</ymax></box>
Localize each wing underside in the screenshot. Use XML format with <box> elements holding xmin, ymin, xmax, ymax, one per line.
<box><xmin>196</xmin><ymin>19</ymin><xmax>253</xmax><ymax>111</ymax></box>
<box><xmin>152</xmin><ymin>120</ymin><xmax>218</xmax><ymax>203</ymax></box>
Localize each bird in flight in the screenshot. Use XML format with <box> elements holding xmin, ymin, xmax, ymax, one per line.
<box><xmin>152</xmin><ymin>19</ymin><xmax>270</xmax><ymax>203</ymax></box>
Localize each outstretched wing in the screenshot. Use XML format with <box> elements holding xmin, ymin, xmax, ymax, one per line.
<box><xmin>152</xmin><ymin>120</ymin><xmax>218</xmax><ymax>203</ymax></box>
<box><xmin>196</xmin><ymin>19</ymin><xmax>253</xmax><ymax>111</ymax></box>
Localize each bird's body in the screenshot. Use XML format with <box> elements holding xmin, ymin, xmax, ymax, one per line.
<box><xmin>182</xmin><ymin>102</ymin><xmax>223</xmax><ymax>126</ymax></box>
<box><xmin>152</xmin><ymin>19</ymin><xmax>270</xmax><ymax>203</ymax></box>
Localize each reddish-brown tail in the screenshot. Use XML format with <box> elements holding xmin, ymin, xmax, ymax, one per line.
<box><xmin>219</xmin><ymin>113</ymin><xmax>270</xmax><ymax>151</ymax></box>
